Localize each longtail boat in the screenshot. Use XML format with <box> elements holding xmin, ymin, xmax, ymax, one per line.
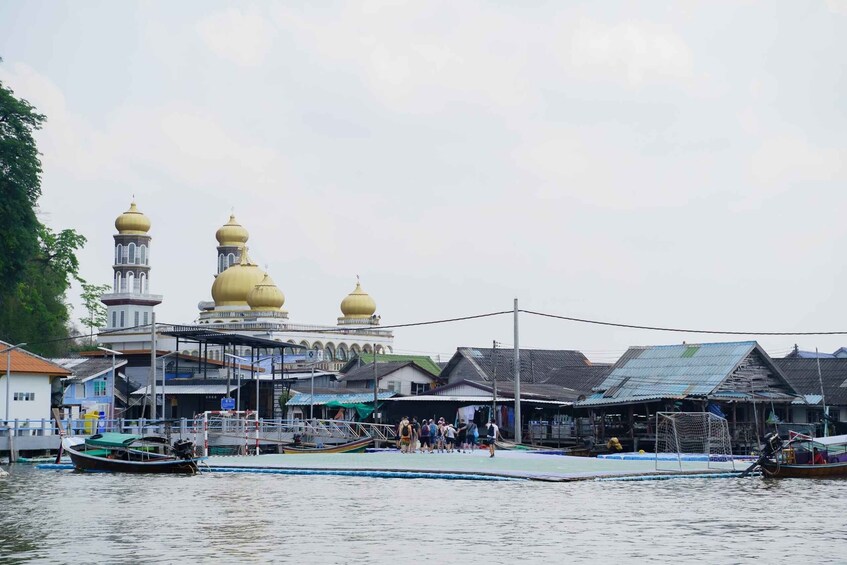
<box><xmin>281</xmin><ymin>436</ymin><xmax>372</xmax><ymax>454</ymax></box>
<box><xmin>759</xmin><ymin>432</ymin><xmax>847</xmax><ymax>478</ymax></box>
<box><xmin>63</xmin><ymin>433</ymin><xmax>201</xmax><ymax>474</ymax></box>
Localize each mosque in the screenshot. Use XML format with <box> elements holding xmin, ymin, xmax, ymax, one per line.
<box><xmin>98</xmin><ymin>201</ymin><xmax>394</xmax><ymax>367</ymax></box>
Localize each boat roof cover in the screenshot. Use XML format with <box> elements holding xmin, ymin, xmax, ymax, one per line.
<box><xmin>811</xmin><ymin>434</ymin><xmax>847</xmax><ymax>446</ymax></box>
<box><xmin>86</xmin><ymin>433</ymin><xmax>141</xmax><ymax>448</ymax></box>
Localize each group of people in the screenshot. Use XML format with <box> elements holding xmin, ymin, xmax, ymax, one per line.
<box><xmin>397</xmin><ymin>416</ymin><xmax>500</xmax><ymax>457</ymax></box>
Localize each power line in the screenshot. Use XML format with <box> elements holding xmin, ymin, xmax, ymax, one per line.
<box><xmin>519</xmin><ymin>309</ymin><xmax>847</xmax><ymax>337</ymax></box>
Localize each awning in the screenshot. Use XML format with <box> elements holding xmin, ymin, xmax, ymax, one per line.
<box><xmin>131</xmin><ymin>384</ymin><xmax>237</xmax><ymax>395</ymax></box>
<box><xmin>390</xmin><ymin>395</ymin><xmax>570</xmax><ymax>406</ymax></box>
<box><xmin>286</xmin><ymin>391</ymin><xmax>396</xmax><ymax>406</ymax></box>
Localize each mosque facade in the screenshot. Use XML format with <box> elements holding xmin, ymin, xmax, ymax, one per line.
<box><xmin>99</xmin><ymin>202</ymin><xmax>394</xmax><ymax>367</ymax></box>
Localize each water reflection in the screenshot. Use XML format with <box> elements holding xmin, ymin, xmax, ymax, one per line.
<box><xmin>0</xmin><ymin>466</ymin><xmax>845</xmax><ymax>564</ymax></box>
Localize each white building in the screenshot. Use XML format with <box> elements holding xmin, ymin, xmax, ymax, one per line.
<box><xmin>98</xmin><ymin>203</ymin><xmax>394</xmax><ymax>369</ymax></box>
<box><xmin>0</xmin><ymin>341</ymin><xmax>71</xmax><ymax>422</ymax></box>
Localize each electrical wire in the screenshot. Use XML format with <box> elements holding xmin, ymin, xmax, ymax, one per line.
<box><xmin>519</xmin><ymin>309</ymin><xmax>847</xmax><ymax>336</ymax></box>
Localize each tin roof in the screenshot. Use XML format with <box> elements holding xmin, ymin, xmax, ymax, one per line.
<box><xmin>286</xmin><ymin>391</ymin><xmax>396</xmax><ymax>406</ymax></box>
<box><xmin>575</xmin><ymin>341</ymin><xmax>796</xmax><ymax>407</ymax></box>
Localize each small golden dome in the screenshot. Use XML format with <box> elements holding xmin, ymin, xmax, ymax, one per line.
<box><xmin>247</xmin><ymin>273</ymin><xmax>285</xmax><ymax>310</ymax></box>
<box><xmin>215</xmin><ymin>214</ymin><xmax>249</xmax><ymax>247</ymax></box>
<box><xmin>211</xmin><ymin>249</ymin><xmax>265</xmax><ymax>306</ymax></box>
<box><xmin>115</xmin><ymin>201</ymin><xmax>151</xmax><ymax>235</ymax></box>
<box><xmin>340</xmin><ymin>279</ymin><xmax>377</xmax><ymax>318</ymax></box>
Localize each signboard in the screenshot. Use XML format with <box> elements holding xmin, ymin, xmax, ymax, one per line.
<box><xmin>221</xmin><ymin>397</ymin><xmax>236</xmax><ymax>410</ymax></box>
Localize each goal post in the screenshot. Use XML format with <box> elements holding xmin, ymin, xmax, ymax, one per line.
<box><xmin>654</xmin><ymin>412</ymin><xmax>734</xmax><ymax>471</ymax></box>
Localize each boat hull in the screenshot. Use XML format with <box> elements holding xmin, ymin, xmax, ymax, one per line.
<box><xmin>66</xmin><ymin>446</ymin><xmax>199</xmax><ymax>474</ymax></box>
<box><xmin>281</xmin><ymin>438</ymin><xmax>372</xmax><ymax>454</ymax></box>
<box><xmin>761</xmin><ymin>460</ymin><xmax>847</xmax><ymax>478</ymax></box>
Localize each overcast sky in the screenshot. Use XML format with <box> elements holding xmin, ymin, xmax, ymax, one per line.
<box><xmin>2</xmin><ymin>1</ymin><xmax>846</xmax><ymax>362</ymax></box>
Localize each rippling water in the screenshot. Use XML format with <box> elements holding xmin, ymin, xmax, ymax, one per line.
<box><xmin>1</xmin><ymin>465</ymin><xmax>845</xmax><ymax>564</ymax></box>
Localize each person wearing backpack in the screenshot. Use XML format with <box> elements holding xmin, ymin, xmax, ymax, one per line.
<box><xmin>398</xmin><ymin>416</ymin><xmax>412</xmax><ymax>453</ymax></box>
<box><xmin>419</xmin><ymin>417</ymin><xmax>431</xmax><ymax>453</ymax></box>
<box><xmin>486</xmin><ymin>419</ymin><xmax>499</xmax><ymax>458</ymax></box>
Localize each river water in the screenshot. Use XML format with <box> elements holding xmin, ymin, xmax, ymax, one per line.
<box><xmin>0</xmin><ymin>465</ymin><xmax>845</xmax><ymax>564</ymax></box>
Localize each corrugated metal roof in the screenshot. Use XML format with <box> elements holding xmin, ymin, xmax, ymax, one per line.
<box><xmin>391</xmin><ymin>395</ymin><xmax>569</xmax><ymax>405</ymax></box>
<box><xmin>131</xmin><ymin>384</ymin><xmax>234</xmax><ymax>395</ymax></box>
<box><xmin>286</xmin><ymin>391</ymin><xmax>396</xmax><ymax>406</ymax></box>
<box><xmin>575</xmin><ymin>342</ymin><xmax>760</xmax><ymax>407</ymax></box>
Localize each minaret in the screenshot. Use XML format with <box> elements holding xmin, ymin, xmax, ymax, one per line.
<box><xmin>101</xmin><ymin>201</ymin><xmax>163</xmax><ymax>329</ymax></box>
<box><xmin>215</xmin><ymin>213</ymin><xmax>249</xmax><ymax>275</ymax></box>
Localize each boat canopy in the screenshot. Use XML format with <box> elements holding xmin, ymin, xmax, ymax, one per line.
<box><xmin>811</xmin><ymin>434</ymin><xmax>847</xmax><ymax>446</ymax></box>
<box><xmin>86</xmin><ymin>433</ymin><xmax>142</xmax><ymax>448</ymax></box>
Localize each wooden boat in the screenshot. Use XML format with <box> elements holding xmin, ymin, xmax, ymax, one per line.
<box><xmin>281</xmin><ymin>436</ymin><xmax>372</xmax><ymax>454</ymax></box>
<box><xmin>759</xmin><ymin>433</ymin><xmax>847</xmax><ymax>478</ymax></box>
<box><xmin>63</xmin><ymin>433</ymin><xmax>201</xmax><ymax>474</ymax></box>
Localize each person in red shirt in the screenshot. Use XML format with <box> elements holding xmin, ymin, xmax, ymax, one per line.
<box><xmin>812</xmin><ymin>447</ymin><xmax>826</xmax><ymax>465</ymax></box>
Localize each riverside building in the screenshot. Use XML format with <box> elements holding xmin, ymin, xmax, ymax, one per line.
<box><xmin>98</xmin><ymin>202</ymin><xmax>394</xmax><ymax>371</ymax></box>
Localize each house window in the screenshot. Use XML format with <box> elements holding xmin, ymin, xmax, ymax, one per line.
<box><xmin>93</xmin><ymin>381</ymin><xmax>107</xmax><ymax>397</ymax></box>
<box><xmin>386</xmin><ymin>381</ymin><xmax>401</xmax><ymax>392</ymax></box>
<box><xmin>411</xmin><ymin>382</ymin><xmax>429</xmax><ymax>396</ymax></box>
<box><xmin>829</xmin><ymin>408</ymin><xmax>841</xmax><ymax>422</ymax></box>
<box><xmin>13</xmin><ymin>392</ymin><xmax>35</xmax><ymax>401</ymax></box>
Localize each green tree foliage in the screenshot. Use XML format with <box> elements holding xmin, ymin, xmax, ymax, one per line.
<box><xmin>0</xmin><ymin>68</ymin><xmax>43</xmax><ymax>289</ymax></box>
<box><xmin>0</xmin><ymin>66</ymin><xmax>86</xmax><ymax>356</ymax></box>
<box><xmin>80</xmin><ymin>282</ymin><xmax>110</xmax><ymax>345</ymax></box>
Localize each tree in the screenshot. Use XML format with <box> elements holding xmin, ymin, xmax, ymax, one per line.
<box><xmin>80</xmin><ymin>282</ymin><xmax>110</xmax><ymax>345</ymax></box>
<box><xmin>0</xmin><ymin>64</ymin><xmax>86</xmax><ymax>356</ymax></box>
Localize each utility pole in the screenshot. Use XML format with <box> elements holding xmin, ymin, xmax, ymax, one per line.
<box><xmin>150</xmin><ymin>312</ymin><xmax>157</xmax><ymax>421</ymax></box>
<box><xmin>491</xmin><ymin>340</ymin><xmax>499</xmax><ymax>421</ymax></box>
<box><xmin>513</xmin><ymin>298</ymin><xmax>521</xmax><ymax>444</ymax></box>
<box><xmin>372</xmin><ymin>344</ymin><xmax>379</xmax><ymax>423</ymax></box>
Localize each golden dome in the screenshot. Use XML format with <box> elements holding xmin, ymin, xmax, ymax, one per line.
<box><xmin>340</xmin><ymin>279</ymin><xmax>377</xmax><ymax>318</ymax></box>
<box><xmin>115</xmin><ymin>201</ymin><xmax>151</xmax><ymax>235</ymax></box>
<box><xmin>247</xmin><ymin>273</ymin><xmax>285</xmax><ymax>310</ymax></box>
<box><xmin>211</xmin><ymin>249</ymin><xmax>265</xmax><ymax>306</ymax></box>
<box><xmin>215</xmin><ymin>214</ymin><xmax>249</xmax><ymax>247</ymax></box>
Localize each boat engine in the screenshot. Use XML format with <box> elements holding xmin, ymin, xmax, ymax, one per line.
<box><xmin>761</xmin><ymin>432</ymin><xmax>783</xmax><ymax>458</ymax></box>
<box><xmin>172</xmin><ymin>439</ymin><xmax>196</xmax><ymax>460</ymax></box>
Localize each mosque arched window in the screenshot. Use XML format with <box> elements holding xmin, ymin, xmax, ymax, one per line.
<box><xmin>363</xmin><ymin>344</ymin><xmax>372</xmax><ymax>354</ymax></box>
<box><xmin>115</xmin><ymin>244</ymin><xmax>122</xmax><ymax>264</ymax></box>
<box><xmin>300</xmin><ymin>341</ymin><xmax>310</xmax><ymax>350</ymax></box>
<box><xmin>324</xmin><ymin>346</ymin><xmax>334</xmax><ymax>361</ymax></box>
<box><xmin>218</xmin><ymin>254</ymin><xmax>224</xmax><ymax>273</ymax></box>
<box><xmin>227</xmin><ymin>253</ymin><xmax>236</xmax><ymax>268</ymax></box>
<box><xmin>128</xmin><ymin>243</ymin><xmax>136</xmax><ymax>264</ymax></box>
<box><xmin>115</xmin><ymin>273</ymin><xmax>122</xmax><ymax>293</ymax></box>
<box><xmin>126</xmin><ymin>272</ymin><xmax>135</xmax><ymax>294</ymax></box>
<box><xmin>139</xmin><ymin>273</ymin><xmax>147</xmax><ymax>294</ymax></box>
<box><xmin>350</xmin><ymin>344</ymin><xmax>361</xmax><ymax>356</ymax></box>
<box><xmin>336</xmin><ymin>346</ymin><xmax>347</xmax><ymax>361</ymax></box>
<box><xmin>139</xmin><ymin>245</ymin><xmax>147</xmax><ymax>265</ymax></box>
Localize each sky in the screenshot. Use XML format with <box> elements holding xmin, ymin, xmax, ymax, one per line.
<box><xmin>2</xmin><ymin>1</ymin><xmax>847</xmax><ymax>363</ymax></box>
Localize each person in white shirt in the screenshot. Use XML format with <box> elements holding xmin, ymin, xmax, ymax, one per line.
<box><xmin>486</xmin><ymin>419</ymin><xmax>499</xmax><ymax>458</ymax></box>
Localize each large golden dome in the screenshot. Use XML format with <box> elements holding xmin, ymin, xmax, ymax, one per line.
<box><xmin>115</xmin><ymin>201</ymin><xmax>151</xmax><ymax>235</ymax></box>
<box><xmin>215</xmin><ymin>214</ymin><xmax>249</xmax><ymax>247</ymax></box>
<box><xmin>340</xmin><ymin>279</ymin><xmax>377</xmax><ymax>318</ymax></box>
<box><xmin>211</xmin><ymin>249</ymin><xmax>265</xmax><ymax>306</ymax></box>
<box><xmin>247</xmin><ymin>273</ymin><xmax>285</xmax><ymax>310</ymax></box>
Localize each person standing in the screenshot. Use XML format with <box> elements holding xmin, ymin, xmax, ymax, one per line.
<box><xmin>456</xmin><ymin>420</ymin><xmax>468</xmax><ymax>453</ymax></box>
<box><xmin>486</xmin><ymin>419</ymin><xmax>499</xmax><ymax>458</ymax></box>
<box><xmin>410</xmin><ymin>417</ymin><xmax>420</xmax><ymax>453</ymax></box>
<box><xmin>419</xmin><ymin>418</ymin><xmax>431</xmax><ymax>453</ymax></box>
<box><xmin>466</xmin><ymin>420</ymin><xmax>478</xmax><ymax>453</ymax></box>
<box><xmin>444</xmin><ymin>422</ymin><xmax>457</xmax><ymax>453</ymax></box>
<box><xmin>428</xmin><ymin>419</ymin><xmax>437</xmax><ymax>453</ymax></box>
<box><xmin>398</xmin><ymin>416</ymin><xmax>412</xmax><ymax>453</ymax></box>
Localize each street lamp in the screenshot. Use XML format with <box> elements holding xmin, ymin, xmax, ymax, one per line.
<box><xmin>156</xmin><ymin>352</ymin><xmax>178</xmax><ymax>421</ymax></box>
<box><xmin>2</xmin><ymin>343</ymin><xmax>27</xmax><ymax>423</ymax></box>
<box><xmin>97</xmin><ymin>346</ymin><xmax>124</xmax><ymax>423</ymax></box>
